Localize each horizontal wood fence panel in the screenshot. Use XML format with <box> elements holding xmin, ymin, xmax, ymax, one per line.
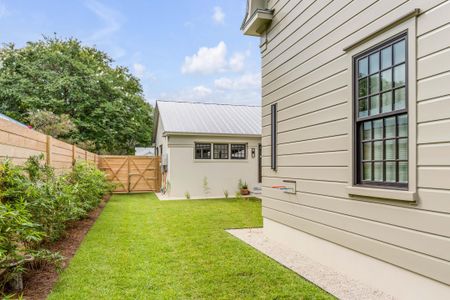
<box><xmin>0</xmin><ymin>118</ymin><xmax>97</xmax><ymax>173</ymax></box>
<box><xmin>98</xmin><ymin>156</ymin><xmax>160</xmax><ymax>193</ymax></box>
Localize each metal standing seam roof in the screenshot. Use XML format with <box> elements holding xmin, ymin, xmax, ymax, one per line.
<box><xmin>0</xmin><ymin>112</ymin><xmax>27</xmax><ymax>127</ymax></box>
<box><xmin>155</xmin><ymin>101</ymin><xmax>261</xmax><ymax>136</ymax></box>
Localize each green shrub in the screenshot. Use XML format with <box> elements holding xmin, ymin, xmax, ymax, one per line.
<box><xmin>0</xmin><ymin>155</ymin><xmax>113</xmax><ymax>293</ymax></box>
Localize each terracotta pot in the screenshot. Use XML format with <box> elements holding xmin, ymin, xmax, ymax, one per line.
<box><xmin>240</xmin><ymin>188</ymin><xmax>250</xmax><ymax>195</ymax></box>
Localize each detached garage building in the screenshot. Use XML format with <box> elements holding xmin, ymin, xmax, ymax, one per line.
<box><xmin>153</xmin><ymin>100</ymin><xmax>262</xmax><ymax>199</ymax></box>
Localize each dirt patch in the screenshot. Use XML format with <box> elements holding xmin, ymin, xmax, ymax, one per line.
<box><xmin>20</xmin><ymin>195</ymin><xmax>111</xmax><ymax>300</ymax></box>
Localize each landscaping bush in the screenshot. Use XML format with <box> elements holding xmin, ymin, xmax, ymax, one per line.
<box><xmin>0</xmin><ymin>155</ymin><xmax>113</xmax><ymax>292</ymax></box>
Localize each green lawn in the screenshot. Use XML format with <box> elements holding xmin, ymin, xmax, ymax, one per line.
<box><xmin>48</xmin><ymin>194</ymin><xmax>333</xmax><ymax>299</ymax></box>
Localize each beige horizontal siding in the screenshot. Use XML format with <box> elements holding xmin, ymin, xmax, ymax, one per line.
<box><xmin>418</xmin><ymin>95</ymin><xmax>450</xmax><ymax>123</ymax></box>
<box><xmin>263</xmin><ymin>196</ymin><xmax>450</xmax><ymax>259</ymax></box>
<box><xmin>418</xmin><ymin>143</ymin><xmax>450</xmax><ymax>165</ymax></box>
<box><xmin>263</xmin><ymin>134</ymin><xmax>348</xmax><ymax>156</ymax></box>
<box><xmin>418</xmin><ymin>48</ymin><xmax>450</xmax><ymax>79</ymax></box>
<box><xmin>263</xmin><ymin>207</ymin><xmax>450</xmax><ymax>285</ymax></box>
<box><xmin>263</xmin><ymin>176</ymin><xmax>450</xmax><ymax>213</ymax></box>
<box><xmin>417</xmin><ymin>23</ymin><xmax>450</xmax><ymax>58</ymax></box>
<box><xmin>262</xmin><ymin>118</ymin><xmax>348</xmax><ymax>146</ymax></box>
<box><xmin>418</xmin><ymin>119</ymin><xmax>450</xmax><ymax>144</ymax></box>
<box><xmin>261</xmin><ymin>0</ymin><xmax>450</xmax><ymax>285</ymax></box>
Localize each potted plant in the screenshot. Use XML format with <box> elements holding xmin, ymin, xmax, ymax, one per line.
<box><xmin>239</xmin><ymin>180</ymin><xmax>250</xmax><ymax>196</ymax></box>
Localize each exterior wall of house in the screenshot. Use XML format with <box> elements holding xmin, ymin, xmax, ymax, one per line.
<box><xmin>154</xmin><ymin>116</ymin><xmax>168</xmax><ymax>159</ymax></box>
<box><xmin>166</xmin><ymin>135</ymin><xmax>261</xmax><ymax>198</ymax></box>
<box><xmin>260</xmin><ymin>0</ymin><xmax>450</xmax><ymax>295</ymax></box>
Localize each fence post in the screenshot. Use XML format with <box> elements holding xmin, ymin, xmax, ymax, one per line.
<box><xmin>46</xmin><ymin>136</ymin><xmax>52</xmax><ymax>166</ymax></box>
<box><xmin>72</xmin><ymin>145</ymin><xmax>76</xmax><ymax>166</ymax></box>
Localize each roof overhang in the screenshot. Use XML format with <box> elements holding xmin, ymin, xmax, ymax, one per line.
<box><xmin>152</xmin><ymin>103</ymin><xmax>160</xmax><ymax>142</ymax></box>
<box><xmin>241</xmin><ymin>8</ymin><xmax>273</xmax><ymax>36</ymax></box>
<box><xmin>163</xmin><ymin>131</ymin><xmax>261</xmax><ymax>138</ymax></box>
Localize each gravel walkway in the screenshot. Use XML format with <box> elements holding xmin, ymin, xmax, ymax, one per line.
<box><xmin>227</xmin><ymin>228</ymin><xmax>395</xmax><ymax>300</ymax></box>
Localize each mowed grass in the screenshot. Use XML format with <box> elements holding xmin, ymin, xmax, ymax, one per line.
<box><xmin>48</xmin><ymin>194</ymin><xmax>333</xmax><ymax>299</ymax></box>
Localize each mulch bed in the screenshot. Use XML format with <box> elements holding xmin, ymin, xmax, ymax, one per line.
<box><xmin>19</xmin><ymin>194</ymin><xmax>111</xmax><ymax>300</ymax></box>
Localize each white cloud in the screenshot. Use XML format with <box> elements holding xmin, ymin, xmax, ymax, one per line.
<box><xmin>181</xmin><ymin>41</ymin><xmax>228</xmax><ymax>74</ymax></box>
<box><xmin>214</xmin><ymin>73</ymin><xmax>261</xmax><ymax>90</ymax></box>
<box><xmin>85</xmin><ymin>0</ymin><xmax>125</xmax><ymax>59</ymax></box>
<box><xmin>133</xmin><ymin>63</ymin><xmax>146</xmax><ymax>78</ymax></box>
<box><xmin>229</xmin><ymin>52</ymin><xmax>246</xmax><ymax>72</ymax></box>
<box><xmin>212</xmin><ymin>6</ymin><xmax>225</xmax><ymax>24</ymax></box>
<box><xmin>192</xmin><ymin>85</ymin><xmax>213</xmax><ymax>97</ymax></box>
<box><xmin>181</xmin><ymin>42</ymin><xmax>250</xmax><ymax>75</ymax></box>
<box><xmin>0</xmin><ymin>1</ymin><xmax>9</xmax><ymax>18</ymax></box>
<box><xmin>132</xmin><ymin>63</ymin><xmax>156</xmax><ymax>81</ymax></box>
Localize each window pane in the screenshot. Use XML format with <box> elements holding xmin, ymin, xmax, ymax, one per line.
<box><xmin>231</xmin><ymin>144</ymin><xmax>246</xmax><ymax>159</ymax></box>
<box><xmin>374</xmin><ymin>162</ymin><xmax>383</xmax><ymax>181</ymax></box>
<box><xmin>385</xmin><ymin>117</ymin><xmax>396</xmax><ymax>138</ymax></box>
<box><xmin>358</xmin><ymin>57</ymin><xmax>368</xmax><ymax>78</ymax></box>
<box><xmin>394</xmin><ymin>88</ymin><xmax>406</xmax><ymax>110</ymax></box>
<box><xmin>386</xmin><ymin>162</ymin><xmax>396</xmax><ymax>182</ymax></box>
<box><xmin>385</xmin><ymin>139</ymin><xmax>396</xmax><ymax>160</ymax></box>
<box><xmin>358</xmin><ymin>78</ymin><xmax>368</xmax><ymax>97</ymax></box>
<box><xmin>363</xmin><ymin>163</ymin><xmax>372</xmax><ymax>180</ymax></box>
<box><xmin>374</xmin><ymin>141</ymin><xmax>383</xmax><ymax>160</ymax></box>
<box><xmin>359</xmin><ymin>98</ymin><xmax>368</xmax><ymax>117</ymax></box>
<box><xmin>363</xmin><ymin>142</ymin><xmax>372</xmax><ymax>160</ymax></box>
<box><xmin>393</xmin><ymin>64</ymin><xmax>405</xmax><ymax>87</ymax></box>
<box><xmin>393</xmin><ymin>40</ymin><xmax>405</xmax><ymax>64</ymax></box>
<box><xmin>398</xmin><ymin>114</ymin><xmax>408</xmax><ymax>137</ymax></box>
<box><xmin>381</xmin><ymin>92</ymin><xmax>393</xmax><ymax>113</ymax></box>
<box><xmin>370</xmin><ymin>95</ymin><xmax>380</xmax><ymax>115</ymax></box>
<box><xmin>195</xmin><ymin>143</ymin><xmax>211</xmax><ymax>159</ymax></box>
<box><xmin>362</xmin><ymin>122</ymin><xmax>372</xmax><ymax>140</ymax></box>
<box><xmin>213</xmin><ymin>144</ymin><xmax>228</xmax><ymax>159</ymax></box>
<box><xmin>381</xmin><ymin>46</ymin><xmax>392</xmax><ymax>69</ymax></box>
<box><xmin>399</xmin><ymin>162</ymin><xmax>408</xmax><ymax>183</ymax></box>
<box><xmin>398</xmin><ymin>138</ymin><xmax>408</xmax><ymax>160</ymax></box>
<box><xmin>381</xmin><ymin>69</ymin><xmax>392</xmax><ymax>91</ymax></box>
<box><xmin>369</xmin><ymin>53</ymin><xmax>379</xmax><ymax>74</ymax></box>
<box><xmin>369</xmin><ymin>74</ymin><xmax>379</xmax><ymax>94</ymax></box>
<box><xmin>373</xmin><ymin>119</ymin><xmax>383</xmax><ymax>139</ymax></box>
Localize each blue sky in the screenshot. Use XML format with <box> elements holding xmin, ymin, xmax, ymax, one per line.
<box><xmin>0</xmin><ymin>0</ymin><xmax>261</xmax><ymax>105</ymax></box>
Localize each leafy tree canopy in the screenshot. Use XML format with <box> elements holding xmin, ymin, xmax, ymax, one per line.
<box><xmin>0</xmin><ymin>36</ymin><xmax>153</xmax><ymax>154</ymax></box>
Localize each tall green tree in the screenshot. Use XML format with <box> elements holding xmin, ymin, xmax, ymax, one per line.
<box><xmin>0</xmin><ymin>37</ymin><xmax>153</xmax><ymax>154</ymax></box>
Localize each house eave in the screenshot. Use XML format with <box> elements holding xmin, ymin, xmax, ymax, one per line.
<box><xmin>241</xmin><ymin>9</ymin><xmax>274</xmax><ymax>36</ymax></box>
<box><xmin>163</xmin><ymin>131</ymin><xmax>261</xmax><ymax>138</ymax></box>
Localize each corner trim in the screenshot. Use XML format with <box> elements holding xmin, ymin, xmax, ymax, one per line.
<box><xmin>343</xmin><ymin>9</ymin><xmax>420</xmax><ymax>52</ymax></box>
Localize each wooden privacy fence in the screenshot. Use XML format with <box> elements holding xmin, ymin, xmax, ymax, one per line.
<box><xmin>0</xmin><ymin>117</ymin><xmax>160</xmax><ymax>193</ymax></box>
<box><xmin>98</xmin><ymin>156</ymin><xmax>161</xmax><ymax>193</ymax></box>
<box><xmin>0</xmin><ymin>118</ymin><xmax>97</xmax><ymax>173</ymax></box>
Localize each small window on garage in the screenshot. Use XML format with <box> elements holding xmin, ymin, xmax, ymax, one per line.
<box><xmin>230</xmin><ymin>144</ymin><xmax>246</xmax><ymax>160</ymax></box>
<box><xmin>195</xmin><ymin>143</ymin><xmax>211</xmax><ymax>159</ymax></box>
<box><xmin>213</xmin><ymin>144</ymin><xmax>229</xmax><ymax>159</ymax></box>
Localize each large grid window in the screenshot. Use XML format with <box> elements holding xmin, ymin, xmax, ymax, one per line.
<box><xmin>213</xmin><ymin>144</ymin><xmax>229</xmax><ymax>159</ymax></box>
<box><xmin>195</xmin><ymin>143</ymin><xmax>211</xmax><ymax>159</ymax></box>
<box><xmin>230</xmin><ymin>144</ymin><xmax>246</xmax><ymax>159</ymax></box>
<box><xmin>355</xmin><ymin>34</ymin><xmax>408</xmax><ymax>188</ymax></box>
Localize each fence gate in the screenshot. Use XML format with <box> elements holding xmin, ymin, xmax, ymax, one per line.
<box><xmin>98</xmin><ymin>156</ymin><xmax>161</xmax><ymax>193</ymax></box>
